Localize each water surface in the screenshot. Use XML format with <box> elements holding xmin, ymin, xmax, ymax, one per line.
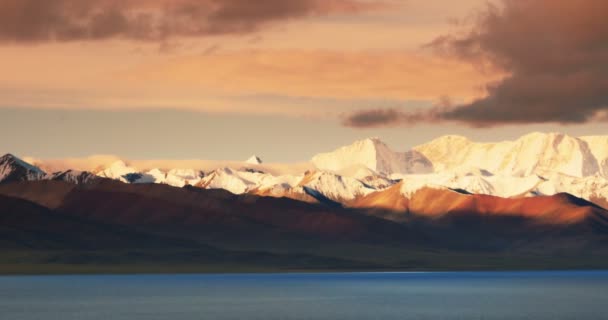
<box><xmin>1</xmin><ymin>271</ymin><xmax>607</xmax><ymax>320</ymax></box>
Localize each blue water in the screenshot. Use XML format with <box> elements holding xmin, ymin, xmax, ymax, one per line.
<box><xmin>1</xmin><ymin>271</ymin><xmax>607</xmax><ymax>320</ymax></box>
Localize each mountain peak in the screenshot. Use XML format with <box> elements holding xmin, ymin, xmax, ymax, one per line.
<box><xmin>0</xmin><ymin>153</ymin><xmax>44</xmax><ymax>173</ymax></box>
<box><xmin>245</xmin><ymin>155</ymin><xmax>263</xmax><ymax>165</ymax></box>
<box><xmin>0</xmin><ymin>153</ymin><xmax>45</xmax><ymax>183</ymax></box>
<box><xmin>428</xmin><ymin>135</ymin><xmax>472</xmax><ymax>145</ymax></box>
<box><xmin>365</xmin><ymin>136</ymin><xmax>384</xmax><ymax>143</ymax></box>
<box><xmin>312</xmin><ymin>138</ymin><xmax>433</xmax><ymax>175</ymax></box>
<box><xmin>353</xmin><ymin>137</ymin><xmax>389</xmax><ymax>147</ymax></box>
<box><xmin>414</xmin><ymin>132</ymin><xmax>603</xmax><ymax>178</ymax></box>
<box><xmin>518</xmin><ymin>131</ymin><xmax>569</xmax><ymax>142</ymax></box>
<box><xmin>0</xmin><ymin>153</ymin><xmax>17</xmax><ymax>160</ymax></box>
<box><xmin>96</xmin><ymin>160</ymin><xmax>139</xmax><ymax>181</ymax></box>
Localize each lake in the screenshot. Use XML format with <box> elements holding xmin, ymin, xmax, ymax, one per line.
<box><xmin>1</xmin><ymin>271</ymin><xmax>607</xmax><ymax>320</ymax></box>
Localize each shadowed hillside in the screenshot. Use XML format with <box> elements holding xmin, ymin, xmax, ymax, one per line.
<box><xmin>1</xmin><ymin>180</ymin><xmax>608</xmax><ymax>273</ymax></box>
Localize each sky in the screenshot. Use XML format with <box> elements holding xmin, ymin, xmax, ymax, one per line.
<box><xmin>1</xmin><ymin>0</ymin><xmax>607</xmax><ymax>162</ymax></box>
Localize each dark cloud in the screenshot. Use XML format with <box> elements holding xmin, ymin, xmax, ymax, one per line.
<box><xmin>343</xmin><ymin>103</ymin><xmax>447</xmax><ymax>128</ymax></box>
<box><xmin>343</xmin><ymin>109</ymin><xmax>404</xmax><ymax>127</ymax></box>
<box><xmin>0</xmin><ymin>0</ymin><xmax>379</xmax><ymax>42</ymax></box>
<box><xmin>345</xmin><ymin>0</ymin><xmax>608</xmax><ymax>128</ymax></box>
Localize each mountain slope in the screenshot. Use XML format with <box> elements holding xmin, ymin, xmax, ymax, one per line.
<box><xmin>246</xmin><ymin>155</ymin><xmax>263</xmax><ymax>165</ymax></box>
<box><xmin>46</xmin><ymin>170</ymin><xmax>100</xmax><ymax>184</ymax></box>
<box><xmin>95</xmin><ymin>160</ymin><xmax>140</xmax><ymax>182</ymax></box>
<box><xmin>0</xmin><ymin>192</ymin><xmax>381</xmax><ymax>272</ymax></box>
<box><xmin>0</xmin><ymin>180</ymin><xmax>410</xmax><ymax>242</ymax></box>
<box><xmin>415</xmin><ymin>132</ymin><xmax>603</xmax><ymax>177</ymax></box>
<box><xmin>0</xmin><ymin>154</ymin><xmax>46</xmax><ymax>184</ymax></box>
<box><xmin>312</xmin><ymin>138</ymin><xmax>433</xmax><ymax>175</ymax></box>
<box><xmin>580</xmin><ymin>135</ymin><xmax>608</xmax><ymax>177</ymax></box>
<box><xmin>352</xmin><ymin>182</ymin><xmax>608</xmax><ymax>226</ymax></box>
<box><xmin>0</xmin><ymin>194</ymin><xmax>193</xmax><ymax>250</ymax></box>
<box><xmin>350</xmin><ymin>184</ymin><xmax>608</xmax><ymax>252</ymax></box>
<box><xmin>68</xmin><ymin>133</ymin><xmax>608</xmax><ymax>207</ymax></box>
<box><xmin>2</xmin><ymin>179</ymin><xmax>608</xmax><ymax>261</ymax></box>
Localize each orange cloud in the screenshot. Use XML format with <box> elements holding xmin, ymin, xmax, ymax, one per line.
<box><xmin>132</xmin><ymin>49</ymin><xmax>501</xmax><ymax>102</ymax></box>
<box><xmin>0</xmin><ymin>47</ymin><xmax>502</xmax><ymax>118</ymax></box>
<box><xmin>0</xmin><ymin>0</ymin><xmax>385</xmax><ymax>43</ymax></box>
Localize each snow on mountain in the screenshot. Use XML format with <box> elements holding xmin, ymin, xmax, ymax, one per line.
<box><xmin>484</xmin><ymin>175</ymin><xmax>545</xmax><ymax>197</ymax></box>
<box><xmin>415</xmin><ymin>132</ymin><xmax>602</xmax><ymax>178</ymax></box>
<box><xmin>393</xmin><ymin>172</ymin><xmax>543</xmax><ymax>199</ymax></box>
<box><xmin>46</xmin><ymin>170</ymin><xmax>99</xmax><ymax>184</ymax></box>
<box><xmin>166</xmin><ymin>169</ymin><xmax>204</xmax><ymax>187</ymax></box>
<box><xmin>0</xmin><ymin>154</ymin><xmax>46</xmax><ymax>183</ymax></box>
<box><xmin>245</xmin><ymin>155</ymin><xmax>263</xmax><ymax>165</ymax></box>
<box><xmin>397</xmin><ymin>175</ymin><xmax>449</xmax><ymax>198</ymax></box>
<box><xmin>580</xmin><ymin>136</ymin><xmax>608</xmax><ymax>177</ymax></box>
<box><xmin>244</xmin><ymin>170</ymin><xmax>300</xmax><ymax>189</ymax></box>
<box><xmin>196</xmin><ymin>168</ymin><xmax>259</xmax><ymax>194</ymax></box>
<box><xmin>3</xmin><ymin>132</ymin><xmax>607</xmax><ymax>209</ymax></box>
<box><xmin>312</xmin><ymin>138</ymin><xmax>433</xmax><ymax>175</ymax></box>
<box><xmin>195</xmin><ymin>167</ymin><xmax>306</xmax><ymax>196</ymax></box>
<box><xmin>392</xmin><ymin>169</ymin><xmax>608</xmax><ymax>205</ymax></box>
<box><xmin>534</xmin><ymin>173</ymin><xmax>608</xmax><ymax>202</ymax></box>
<box><xmin>505</xmin><ymin>132</ymin><xmax>599</xmax><ymax>177</ymax></box>
<box><xmin>95</xmin><ymin>160</ymin><xmax>140</xmax><ymax>182</ymax></box>
<box><xmin>295</xmin><ymin>170</ymin><xmax>376</xmax><ymax>202</ymax></box>
<box><xmin>145</xmin><ymin>168</ymin><xmax>167</xmax><ymax>184</ymax></box>
<box><xmin>337</xmin><ymin>164</ymin><xmax>398</xmax><ymax>189</ymax></box>
<box><xmin>394</xmin><ymin>172</ymin><xmax>494</xmax><ymax>198</ymax></box>
<box><xmin>141</xmin><ymin>168</ymin><xmax>204</xmax><ymax>187</ymax></box>
<box><xmin>245</xmin><ymin>172</ymin><xmax>304</xmax><ymax>199</ymax></box>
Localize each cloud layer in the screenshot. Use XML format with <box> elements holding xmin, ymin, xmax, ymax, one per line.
<box><xmin>345</xmin><ymin>0</ymin><xmax>608</xmax><ymax>128</ymax></box>
<box><xmin>0</xmin><ymin>47</ymin><xmax>493</xmax><ymax>115</ymax></box>
<box><xmin>0</xmin><ymin>0</ymin><xmax>379</xmax><ymax>42</ymax></box>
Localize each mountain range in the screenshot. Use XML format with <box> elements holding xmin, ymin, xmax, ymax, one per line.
<box><xmin>1</xmin><ymin>132</ymin><xmax>608</xmax><ymax>273</ymax></box>
<box><xmin>7</xmin><ymin>132</ymin><xmax>606</xmax><ymax>208</ymax></box>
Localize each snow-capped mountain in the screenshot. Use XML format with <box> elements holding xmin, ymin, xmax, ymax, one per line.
<box><xmin>308</xmin><ymin>133</ymin><xmax>608</xmax><ymax>206</ymax></box>
<box><xmin>311</xmin><ymin>137</ymin><xmax>433</xmax><ymax>175</ymax></box>
<box><xmin>46</xmin><ymin>170</ymin><xmax>100</xmax><ymax>184</ymax></box>
<box><xmin>580</xmin><ymin>135</ymin><xmax>608</xmax><ymax>177</ymax></box>
<box><xmin>93</xmin><ymin>161</ymin><xmax>203</xmax><ymax>187</ymax></box>
<box><xmin>146</xmin><ymin>168</ymin><xmax>205</xmax><ymax>187</ymax></box>
<box><xmin>337</xmin><ymin>165</ymin><xmax>398</xmax><ymax>189</ymax></box>
<box><xmin>196</xmin><ymin>168</ymin><xmax>258</xmax><ymax>194</ymax></box>
<box><xmin>95</xmin><ymin>160</ymin><xmax>140</xmax><ymax>183</ymax></box>
<box><xmin>246</xmin><ymin>155</ymin><xmax>263</xmax><ymax>165</ymax></box>
<box><xmin>196</xmin><ymin>167</ymin><xmax>304</xmax><ymax>196</ymax></box>
<box><xmin>296</xmin><ymin>170</ymin><xmax>376</xmax><ymax>202</ymax></box>
<box><xmin>0</xmin><ymin>154</ymin><xmax>46</xmax><ymax>183</ymax></box>
<box><xmin>3</xmin><ymin>132</ymin><xmax>607</xmax><ymax>210</ymax></box>
<box><xmin>414</xmin><ymin>132</ymin><xmax>603</xmax><ymax>178</ymax></box>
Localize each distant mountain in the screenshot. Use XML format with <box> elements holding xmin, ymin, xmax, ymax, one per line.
<box><xmin>94</xmin><ymin>160</ymin><xmax>140</xmax><ymax>182</ymax></box>
<box><xmin>146</xmin><ymin>168</ymin><xmax>205</xmax><ymax>187</ymax></box>
<box><xmin>0</xmin><ymin>191</ymin><xmax>376</xmax><ymax>271</ymax></box>
<box><xmin>308</xmin><ymin>132</ymin><xmax>607</xmax><ymax>180</ymax></box>
<box><xmin>312</xmin><ymin>138</ymin><xmax>434</xmax><ymax>175</ymax></box>
<box><xmin>196</xmin><ymin>167</ymin><xmax>257</xmax><ymax>194</ymax></box>
<box><xmin>4</xmin><ymin>133</ymin><xmax>608</xmax><ymax>272</ymax></box>
<box><xmin>246</xmin><ymin>155</ymin><xmax>263</xmax><ymax>165</ymax></box>
<box><xmin>0</xmin><ymin>180</ymin><xmax>407</xmax><ymax>242</ymax></box>
<box><xmin>0</xmin><ymin>154</ymin><xmax>46</xmax><ymax>184</ymax></box>
<box><xmin>46</xmin><ymin>170</ymin><xmax>100</xmax><ymax>185</ymax></box>
<box><xmin>0</xmin><ymin>193</ymin><xmax>191</xmax><ymax>250</ymax></box>
<box><xmin>2</xmin><ymin>179</ymin><xmax>608</xmax><ymax>272</ymax></box>
<box><xmin>3</xmin><ymin>132</ymin><xmax>608</xmax><ymax>210</ymax></box>
<box><xmin>352</xmin><ymin>182</ymin><xmax>608</xmax><ymax>225</ymax></box>
<box><xmin>580</xmin><ymin>135</ymin><xmax>608</xmax><ymax>177</ymax></box>
<box><xmin>414</xmin><ymin>132</ymin><xmax>604</xmax><ymax>178</ymax></box>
